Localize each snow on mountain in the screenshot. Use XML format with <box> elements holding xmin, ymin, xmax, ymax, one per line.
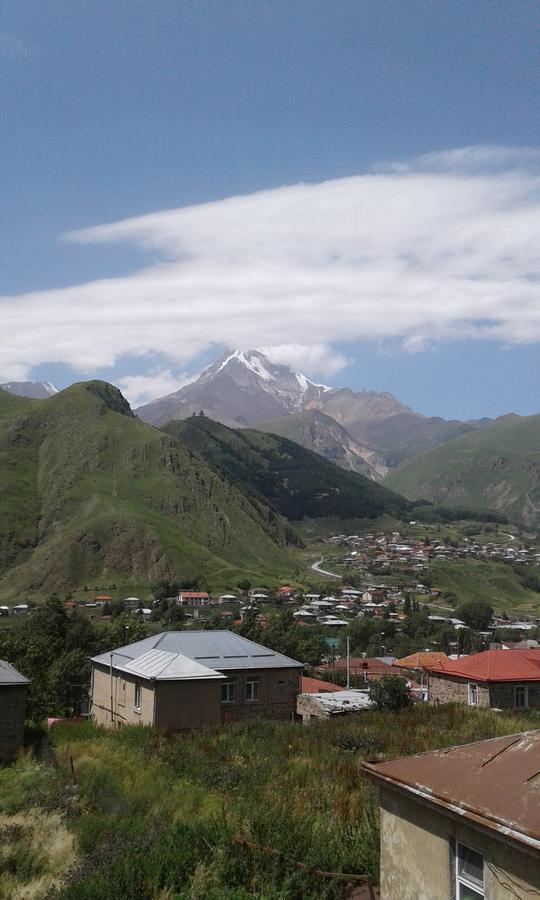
<box><xmin>136</xmin><ymin>349</ymin><xmax>332</xmax><ymax>427</ymax></box>
<box><xmin>1</xmin><ymin>381</ymin><xmax>59</xmax><ymax>400</ymax></box>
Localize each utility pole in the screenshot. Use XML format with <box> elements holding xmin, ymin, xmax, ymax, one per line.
<box><xmin>346</xmin><ymin>636</ymin><xmax>350</xmax><ymax>689</ymax></box>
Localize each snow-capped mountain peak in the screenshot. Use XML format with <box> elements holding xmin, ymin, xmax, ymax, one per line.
<box><xmin>1</xmin><ymin>380</ymin><xmax>59</xmax><ymax>400</ymax></box>
<box><xmin>136</xmin><ymin>349</ymin><xmax>332</xmax><ymax>426</ymax></box>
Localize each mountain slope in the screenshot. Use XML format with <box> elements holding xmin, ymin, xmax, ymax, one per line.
<box><xmin>163</xmin><ymin>416</ymin><xmax>409</xmax><ymax>522</ymax></box>
<box><xmin>0</xmin><ymin>384</ymin><xmax>296</xmax><ymax>598</ymax></box>
<box><xmin>136</xmin><ymin>348</ymin><xmax>488</xmax><ymax>468</ymax></box>
<box><xmin>136</xmin><ymin>349</ymin><xmax>330</xmax><ymax>427</ymax></box>
<box><xmin>1</xmin><ymin>381</ymin><xmax>58</xmax><ymax>399</ymax></box>
<box><xmin>308</xmin><ymin>388</ymin><xmax>478</xmax><ymax>465</ymax></box>
<box><xmin>384</xmin><ymin>414</ymin><xmax>540</xmax><ymax>526</ymax></box>
<box><xmin>255</xmin><ymin>409</ymin><xmax>388</xmax><ymax>479</ymax></box>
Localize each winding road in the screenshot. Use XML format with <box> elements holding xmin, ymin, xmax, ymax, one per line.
<box><xmin>311</xmin><ymin>558</ymin><xmax>341</xmax><ymax>579</ymax></box>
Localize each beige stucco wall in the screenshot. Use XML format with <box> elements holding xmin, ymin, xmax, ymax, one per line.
<box><xmin>91</xmin><ymin>666</ymin><xmax>155</xmax><ymax>727</ymax></box>
<box><xmin>378</xmin><ymin>784</ymin><xmax>540</xmax><ymax>900</ymax></box>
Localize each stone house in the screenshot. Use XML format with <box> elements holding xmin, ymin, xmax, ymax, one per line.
<box><xmin>425</xmin><ymin>648</ymin><xmax>540</xmax><ymax>710</ymax></box>
<box><xmin>0</xmin><ymin>660</ymin><xmax>30</xmax><ymax>765</ymax></box>
<box><xmin>90</xmin><ymin>630</ymin><xmax>302</xmax><ymax>730</ymax></box>
<box><xmin>363</xmin><ymin>730</ymin><xmax>540</xmax><ymax>900</ymax></box>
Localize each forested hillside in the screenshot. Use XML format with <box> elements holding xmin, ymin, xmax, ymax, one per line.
<box><xmin>164</xmin><ymin>416</ymin><xmax>409</xmax><ymax>521</ymax></box>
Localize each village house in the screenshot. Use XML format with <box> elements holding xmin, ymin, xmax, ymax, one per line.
<box><xmin>177</xmin><ymin>590</ymin><xmax>210</xmax><ymax>607</ymax></box>
<box><xmin>0</xmin><ymin>660</ymin><xmax>30</xmax><ymax>765</ymax></box>
<box><xmin>425</xmin><ymin>648</ymin><xmax>540</xmax><ymax>709</ymax></box>
<box><xmin>90</xmin><ymin>630</ymin><xmax>302</xmax><ymax>730</ymax></box>
<box><xmin>363</xmin><ymin>730</ymin><xmax>540</xmax><ymax>900</ymax></box>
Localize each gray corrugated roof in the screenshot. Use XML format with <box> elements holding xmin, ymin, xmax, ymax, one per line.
<box><xmin>0</xmin><ymin>660</ymin><xmax>30</xmax><ymax>685</ymax></box>
<box><xmin>91</xmin><ymin>630</ymin><xmax>302</xmax><ymax>679</ymax></box>
<box><xmin>118</xmin><ymin>649</ymin><xmax>224</xmax><ymax>681</ymax></box>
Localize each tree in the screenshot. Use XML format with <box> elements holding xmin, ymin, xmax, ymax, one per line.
<box><xmin>369</xmin><ymin>675</ymin><xmax>411</xmax><ymax>711</ymax></box>
<box><xmin>456</xmin><ymin>600</ymin><xmax>493</xmax><ymax>631</ymax></box>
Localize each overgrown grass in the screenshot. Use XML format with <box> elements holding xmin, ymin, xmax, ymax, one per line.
<box><xmin>2</xmin><ymin>706</ymin><xmax>538</xmax><ymax>899</ymax></box>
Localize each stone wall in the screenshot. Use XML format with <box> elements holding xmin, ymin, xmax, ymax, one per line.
<box><xmin>0</xmin><ymin>686</ymin><xmax>27</xmax><ymax>765</ymax></box>
<box><xmin>428</xmin><ymin>673</ymin><xmax>490</xmax><ymax>706</ymax></box>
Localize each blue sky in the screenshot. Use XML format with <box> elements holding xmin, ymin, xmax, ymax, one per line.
<box><xmin>2</xmin><ymin>1</ymin><xmax>539</xmax><ymax>417</ymax></box>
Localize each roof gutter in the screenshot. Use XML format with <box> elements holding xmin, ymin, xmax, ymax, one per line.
<box><xmin>363</xmin><ymin>763</ymin><xmax>540</xmax><ymax>855</ymax></box>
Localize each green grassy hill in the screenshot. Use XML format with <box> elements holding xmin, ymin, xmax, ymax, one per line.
<box><xmin>163</xmin><ymin>416</ymin><xmax>409</xmax><ymax>522</ymax></box>
<box><xmin>385</xmin><ymin>414</ymin><xmax>540</xmax><ymax>527</ymax></box>
<box><xmin>429</xmin><ymin>559</ymin><xmax>540</xmax><ymax>615</ymax></box>
<box><xmin>0</xmin><ymin>384</ymin><xmax>297</xmax><ymax>598</ymax></box>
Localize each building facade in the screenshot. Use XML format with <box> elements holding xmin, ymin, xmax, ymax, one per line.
<box><xmin>425</xmin><ymin>648</ymin><xmax>540</xmax><ymax>710</ymax></box>
<box><xmin>90</xmin><ymin>630</ymin><xmax>302</xmax><ymax>730</ymax></box>
<box><xmin>364</xmin><ymin>731</ymin><xmax>540</xmax><ymax>900</ymax></box>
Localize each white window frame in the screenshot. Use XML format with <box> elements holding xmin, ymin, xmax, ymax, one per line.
<box><xmin>514</xmin><ymin>684</ymin><xmax>528</xmax><ymax>709</ymax></box>
<box><xmin>246</xmin><ymin>675</ymin><xmax>261</xmax><ymax>702</ymax></box>
<box><xmin>455</xmin><ymin>841</ymin><xmax>485</xmax><ymax>899</ymax></box>
<box><xmin>134</xmin><ymin>683</ymin><xmax>141</xmax><ymax>712</ymax></box>
<box><xmin>221</xmin><ymin>679</ymin><xmax>236</xmax><ymax>704</ymax></box>
<box><xmin>468</xmin><ymin>682</ymin><xmax>478</xmax><ymax>706</ymax></box>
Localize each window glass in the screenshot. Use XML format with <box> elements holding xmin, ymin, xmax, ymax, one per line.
<box><xmin>134</xmin><ymin>683</ymin><xmax>141</xmax><ymax>710</ymax></box>
<box><xmin>468</xmin><ymin>683</ymin><xmax>478</xmax><ymax>706</ymax></box>
<box><xmin>246</xmin><ymin>676</ymin><xmax>261</xmax><ymax>701</ymax></box>
<box><xmin>458</xmin><ymin>887</ymin><xmax>484</xmax><ymax>900</ymax></box>
<box><xmin>458</xmin><ymin>844</ymin><xmax>484</xmax><ymax>886</ymax></box>
<box><xmin>456</xmin><ymin>842</ymin><xmax>484</xmax><ymax>900</ymax></box>
<box><xmin>221</xmin><ymin>680</ymin><xmax>235</xmax><ymax>703</ymax></box>
<box><xmin>514</xmin><ymin>685</ymin><xmax>527</xmax><ymax>708</ymax></box>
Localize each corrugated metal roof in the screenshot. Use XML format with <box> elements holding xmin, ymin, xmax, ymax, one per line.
<box><xmin>395</xmin><ymin>651</ymin><xmax>448</xmax><ymax>669</ymax></box>
<box><xmin>426</xmin><ymin>648</ymin><xmax>540</xmax><ymax>682</ymax></box>
<box><xmin>0</xmin><ymin>659</ymin><xmax>30</xmax><ymax>685</ymax></box>
<box><xmin>301</xmin><ymin>676</ymin><xmax>343</xmax><ymax>694</ymax></box>
<box><xmin>91</xmin><ymin>630</ymin><xmax>302</xmax><ymax>678</ymax></box>
<box><xmin>118</xmin><ymin>648</ymin><xmax>224</xmax><ymax>681</ymax></box>
<box><xmin>363</xmin><ymin>730</ymin><xmax>540</xmax><ymax>850</ymax></box>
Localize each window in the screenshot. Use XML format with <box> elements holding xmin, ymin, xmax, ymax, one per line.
<box><xmin>514</xmin><ymin>684</ymin><xmax>528</xmax><ymax>709</ymax></box>
<box><xmin>246</xmin><ymin>676</ymin><xmax>261</xmax><ymax>702</ymax></box>
<box><xmin>468</xmin><ymin>683</ymin><xmax>478</xmax><ymax>706</ymax></box>
<box><xmin>455</xmin><ymin>842</ymin><xmax>484</xmax><ymax>899</ymax></box>
<box><xmin>134</xmin><ymin>683</ymin><xmax>141</xmax><ymax>711</ymax></box>
<box><xmin>221</xmin><ymin>680</ymin><xmax>236</xmax><ymax>703</ymax></box>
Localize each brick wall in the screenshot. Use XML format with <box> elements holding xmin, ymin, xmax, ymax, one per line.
<box><xmin>490</xmin><ymin>682</ymin><xmax>540</xmax><ymax>710</ymax></box>
<box><xmin>0</xmin><ymin>686</ymin><xmax>27</xmax><ymax>765</ymax></box>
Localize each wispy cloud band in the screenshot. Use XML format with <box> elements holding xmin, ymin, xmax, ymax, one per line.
<box><xmin>2</xmin><ymin>146</ymin><xmax>539</xmax><ymax>396</ymax></box>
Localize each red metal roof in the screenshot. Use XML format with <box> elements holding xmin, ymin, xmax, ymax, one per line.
<box><xmin>363</xmin><ymin>730</ymin><xmax>540</xmax><ymax>850</ymax></box>
<box><xmin>395</xmin><ymin>651</ymin><xmax>449</xmax><ymax>670</ymax></box>
<box><xmin>426</xmin><ymin>648</ymin><xmax>540</xmax><ymax>682</ymax></box>
<box><xmin>178</xmin><ymin>591</ymin><xmax>209</xmax><ymax>598</ymax></box>
<box><xmin>301</xmin><ymin>676</ymin><xmax>343</xmax><ymax>694</ymax></box>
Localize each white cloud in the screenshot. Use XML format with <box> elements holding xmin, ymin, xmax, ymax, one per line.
<box><xmin>115</xmin><ymin>369</ymin><xmax>192</xmax><ymax>407</ymax></box>
<box><xmin>260</xmin><ymin>343</ymin><xmax>349</xmax><ymax>378</ymax></box>
<box><xmin>1</xmin><ymin>145</ymin><xmax>540</xmax><ymax>385</ymax></box>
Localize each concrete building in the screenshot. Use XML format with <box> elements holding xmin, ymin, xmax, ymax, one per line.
<box><xmin>364</xmin><ymin>730</ymin><xmax>540</xmax><ymax>900</ymax></box>
<box><xmin>90</xmin><ymin>630</ymin><xmax>302</xmax><ymax>730</ymax></box>
<box><xmin>0</xmin><ymin>660</ymin><xmax>30</xmax><ymax>765</ymax></box>
<box><xmin>425</xmin><ymin>648</ymin><xmax>540</xmax><ymax>709</ymax></box>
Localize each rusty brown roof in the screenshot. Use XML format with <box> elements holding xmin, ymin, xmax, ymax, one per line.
<box><xmin>363</xmin><ymin>730</ymin><xmax>540</xmax><ymax>851</ymax></box>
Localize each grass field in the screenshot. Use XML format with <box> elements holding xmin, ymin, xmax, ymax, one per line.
<box><xmin>429</xmin><ymin>559</ymin><xmax>540</xmax><ymax>615</ymax></box>
<box><xmin>1</xmin><ymin>705</ymin><xmax>538</xmax><ymax>899</ymax></box>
